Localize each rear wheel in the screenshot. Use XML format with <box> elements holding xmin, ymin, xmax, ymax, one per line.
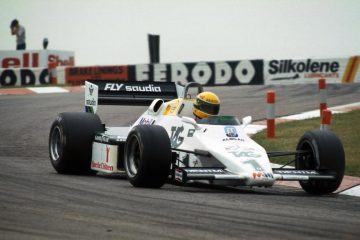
<box><xmin>124</xmin><ymin>125</ymin><xmax>171</xmax><ymax>188</ymax></box>
<box><xmin>49</xmin><ymin>112</ymin><xmax>103</xmax><ymax>174</ymax></box>
<box><xmin>296</xmin><ymin>130</ymin><xmax>345</xmax><ymax>194</ymax></box>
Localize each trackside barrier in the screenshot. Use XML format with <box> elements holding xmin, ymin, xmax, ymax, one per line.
<box><xmin>266</xmin><ymin>91</ymin><xmax>275</xmax><ymax>138</ymax></box>
<box><xmin>48</xmin><ymin>61</ymin><xmax>57</xmax><ymax>84</ymax></box>
<box><xmin>319</xmin><ymin>78</ymin><xmax>327</xmax><ymax>118</ymax></box>
<box><xmin>320</xmin><ymin>109</ymin><xmax>332</xmax><ymax>131</ymax></box>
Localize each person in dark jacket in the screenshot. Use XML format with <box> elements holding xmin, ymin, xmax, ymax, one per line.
<box><xmin>10</xmin><ymin>19</ymin><xmax>26</xmax><ymax>50</ymax></box>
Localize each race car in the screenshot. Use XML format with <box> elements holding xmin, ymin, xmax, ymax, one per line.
<box><xmin>49</xmin><ymin>80</ymin><xmax>345</xmax><ymax>194</ymax></box>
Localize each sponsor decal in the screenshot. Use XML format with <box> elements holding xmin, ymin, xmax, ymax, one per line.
<box><xmin>186</xmin><ymin>169</ymin><xmax>225</xmax><ymax>174</ymax></box>
<box><xmin>124</xmin><ymin>84</ymin><xmax>161</xmax><ymax>92</ymax></box>
<box><xmin>89</xmin><ymin>84</ymin><xmax>94</xmax><ymax>96</ymax></box>
<box><xmin>222</xmin><ymin>138</ymin><xmax>244</xmax><ymax>142</ymax></box>
<box><xmin>273</xmin><ymin>169</ymin><xmax>319</xmax><ymax>175</ymax></box>
<box><xmin>225</xmin><ymin>146</ymin><xmax>261</xmax><ymax>158</ymax></box>
<box><xmin>224</xmin><ymin>126</ymin><xmax>238</xmax><ymax>137</ymax></box>
<box><xmin>103</xmin><ymin>83</ymin><xmax>162</xmax><ymax>93</ymax></box>
<box><xmin>116</xmin><ymin>136</ymin><xmax>127</xmax><ymax>142</ymax></box>
<box><xmin>187</xmin><ymin>129</ymin><xmax>195</xmax><ymax>137</ymax></box>
<box><xmin>94</xmin><ymin>135</ymin><xmax>110</xmax><ymax>143</ymax></box>
<box><xmin>252</xmin><ymin>171</ymin><xmax>273</xmax><ymax>179</ymax></box>
<box><xmin>104</xmin><ymin>83</ymin><xmax>124</xmax><ymax>91</ymax></box>
<box><xmin>91</xmin><ymin>162</ymin><xmax>114</xmax><ymax>171</ymax></box>
<box><xmin>175</xmin><ymin>168</ymin><xmax>183</xmax><ymax>182</ymax></box>
<box><xmin>85</xmin><ymin>99</ymin><xmax>96</xmax><ymax>106</ymax></box>
<box><xmin>170</xmin><ymin>126</ymin><xmax>184</xmax><ymax>148</ymax></box>
<box><xmin>139</xmin><ymin>117</ymin><xmax>155</xmax><ymax>125</ymax></box>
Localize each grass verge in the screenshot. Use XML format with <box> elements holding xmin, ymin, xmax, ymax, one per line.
<box><xmin>251</xmin><ymin>110</ymin><xmax>360</xmax><ymax>177</ymax></box>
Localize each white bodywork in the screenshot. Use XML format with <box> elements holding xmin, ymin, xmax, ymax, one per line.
<box><xmin>86</xmin><ymin>80</ymin><xmax>276</xmax><ymax>187</ymax></box>
<box><xmin>130</xmin><ymin>98</ymin><xmax>275</xmax><ymax>187</ymax></box>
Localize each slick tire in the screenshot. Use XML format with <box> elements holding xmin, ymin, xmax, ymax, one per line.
<box><xmin>296</xmin><ymin>130</ymin><xmax>345</xmax><ymax>194</ymax></box>
<box><xmin>124</xmin><ymin>125</ymin><xmax>172</xmax><ymax>188</ymax></box>
<box><xmin>49</xmin><ymin>112</ymin><xmax>103</xmax><ymax>174</ymax></box>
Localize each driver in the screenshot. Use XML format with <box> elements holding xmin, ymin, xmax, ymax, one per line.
<box><xmin>192</xmin><ymin>92</ymin><xmax>220</xmax><ymax>119</ymax></box>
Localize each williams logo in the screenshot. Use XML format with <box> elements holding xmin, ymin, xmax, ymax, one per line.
<box><xmin>89</xmin><ymin>84</ymin><xmax>94</xmax><ymax>96</ymax></box>
<box><xmin>224</xmin><ymin>126</ymin><xmax>238</xmax><ymax>137</ymax></box>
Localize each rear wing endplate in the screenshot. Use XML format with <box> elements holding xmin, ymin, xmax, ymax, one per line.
<box><xmin>85</xmin><ymin>80</ymin><xmax>184</xmax><ymax>113</ymax></box>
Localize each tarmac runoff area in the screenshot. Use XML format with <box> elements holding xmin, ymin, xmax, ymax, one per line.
<box><xmin>0</xmin><ymin>85</ymin><xmax>359</xmax><ymax>197</ymax></box>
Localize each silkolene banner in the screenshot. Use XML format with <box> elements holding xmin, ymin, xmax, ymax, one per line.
<box><xmin>264</xmin><ymin>56</ymin><xmax>360</xmax><ymax>84</ymax></box>
<box><xmin>128</xmin><ymin>60</ymin><xmax>264</xmax><ymax>86</ymax></box>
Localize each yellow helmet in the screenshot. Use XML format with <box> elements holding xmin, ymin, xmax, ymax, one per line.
<box><xmin>193</xmin><ymin>91</ymin><xmax>220</xmax><ymax>119</ymax></box>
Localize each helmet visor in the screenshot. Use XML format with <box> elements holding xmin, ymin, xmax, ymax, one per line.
<box><xmin>195</xmin><ymin>98</ymin><xmax>220</xmax><ymax>115</ymax></box>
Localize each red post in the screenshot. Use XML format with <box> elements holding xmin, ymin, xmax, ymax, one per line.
<box><xmin>319</xmin><ymin>78</ymin><xmax>327</xmax><ymax>118</ymax></box>
<box><xmin>48</xmin><ymin>61</ymin><xmax>57</xmax><ymax>84</ymax></box>
<box><xmin>267</xmin><ymin>91</ymin><xmax>275</xmax><ymax>138</ymax></box>
<box><xmin>320</xmin><ymin>109</ymin><xmax>332</xmax><ymax>131</ymax></box>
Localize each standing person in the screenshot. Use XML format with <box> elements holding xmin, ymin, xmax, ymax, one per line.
<box><xmin>10</xmin><ymin>19</ymin><xmax>26</xmax><ymax>50</ymax></box>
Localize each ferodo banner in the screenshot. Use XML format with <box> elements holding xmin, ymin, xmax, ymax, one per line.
<box><xmin>62</xmin><ymin>60</ymin><xmax>264</xmax><ymax>86</ymax></box>
<box><xmin>0</xmin><ymin>68</ymin><xmax>49</xmax><ymax>87</ymax></box>
<box><xmin>129</xmin><ymin>60</ymin><xmax>264</xmax><ymax>86</ymax></box>
<box><xmin>264</xmin><ymin>56</ymin><xmax>360</xmax><ymax>84</ymax></box>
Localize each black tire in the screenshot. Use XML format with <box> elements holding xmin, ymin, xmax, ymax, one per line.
<box><xmin>49</xmin><ymin>112</ymin><xmax>103</xmax><ymax>174</ymax></box>
<box><xmin>124</xmin><ymin>125</ymin><xmax>172</xmax><ymax>188</ymax></box>
<box><xmin>296</xmin><ymin>130</ymin><xmax>345</xmax><ymax>194</ymax></box>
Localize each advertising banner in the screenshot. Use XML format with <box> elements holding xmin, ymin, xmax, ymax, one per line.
<box><xmin>129</xmin><ymin>60</ymin><xmax>264</xmax><ymax>86</ymax></box>
<box><xmin>0</xmin><ymin>50</ymin><xmax>75</xmax><ymax>68</ymax></box>
<box><xmin>0</xmin><ymin>68</ymin><xmax>49</xmax><ymax>87</ymax></box>
<box><xmin>264</xmin><ymin>56</ymin><xmax>360</xmax><ymax>84</ymax></box>
<box><xmin>62</xmin><ymin>60</ymin><xmax>264</xmax><ymax>86</ymax></box>
<box><xmin>65</xmin><ymin>65</ymin><xmax>128</xmax><ymax>85</ymax></box>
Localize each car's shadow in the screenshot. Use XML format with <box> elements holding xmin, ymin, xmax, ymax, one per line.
<box><xmin>57</xmin><ymin>171</ymin><xmax>341</xmax><ymax>198</ymax></box>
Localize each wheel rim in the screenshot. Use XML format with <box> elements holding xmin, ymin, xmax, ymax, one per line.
<box><xmin>297</xmin><ymin>139</ymin><xmax>319</xmax><ymax>170</ymax></box>
<box><xmin>50</xmin><ymin>126</ymin><xmax>63</xmax><ymax>162</ymax></box>
<box><xmin>126</xmin><ymin>136</ymin><xmax>141</xmax><ymax>177</ymax></box>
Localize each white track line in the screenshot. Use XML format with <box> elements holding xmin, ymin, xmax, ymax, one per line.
<box><xmin>28</xmin><ymin>87</ymin><xmax>69</xmax><ymax>94</ymax></box>
<box><xmin>340</xmin><ymin>185</ymin><xmax>360</xmax><ymax>197</ymax></box>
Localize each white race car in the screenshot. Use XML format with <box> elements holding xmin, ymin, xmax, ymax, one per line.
<box><xmin>49</xmin><ymin>81</ymin><xmax>345</xmax><ymax>194</ymax></box>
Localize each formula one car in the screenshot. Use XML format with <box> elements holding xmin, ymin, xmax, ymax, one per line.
<box><xmin>49</xmin><ymin>81</ymin><xmax>345</xmax><ymax>194</ymax></box>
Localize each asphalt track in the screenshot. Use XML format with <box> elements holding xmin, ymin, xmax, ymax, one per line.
<box><xmin>1</xmin><ymin>83</ymin><xmax>360</xmax><ymax>240</ymax></box>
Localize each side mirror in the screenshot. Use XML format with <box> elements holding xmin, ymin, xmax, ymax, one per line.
<box><xmin>181</xmin><ymin>117</ymin><xmax>201</xmax><ymax>130</ymax></box>
<box><xmin>242</xmin><ymin>116</ymin><xmax>252</xmax><ymax>127</ymax></box>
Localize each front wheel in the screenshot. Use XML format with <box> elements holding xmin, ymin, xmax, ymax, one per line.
<box><xmin>124</xmin><ymin>125</ymin><xmax>172</xmax><ymax>188</ymax></box>
<box><xmin>296</xmin><ymin>130</ymin><xmax>345</xmax><ymax>194</ymax></box>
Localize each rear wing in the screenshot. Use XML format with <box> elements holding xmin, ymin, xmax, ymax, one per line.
<box><xmin>85</xmin><ymin>80</ymin><xmax>184</xmax><ymax>113</ymax></box>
